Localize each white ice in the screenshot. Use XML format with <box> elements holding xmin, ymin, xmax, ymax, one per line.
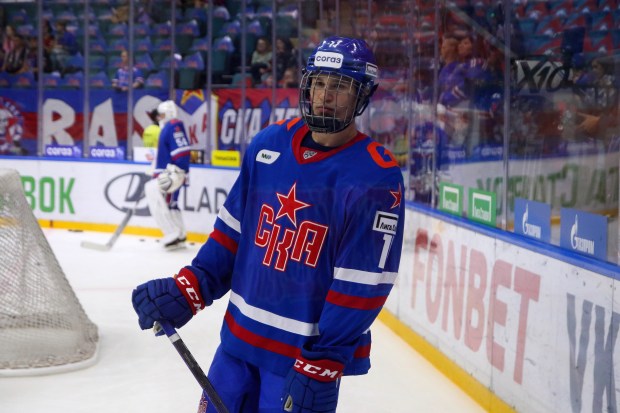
<box><xmin>1</xmin><ymin>229</ymin><xmax>484</xmax><ymax>413</ymax></box>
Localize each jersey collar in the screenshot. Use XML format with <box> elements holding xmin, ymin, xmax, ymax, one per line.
<box><xmin>292</xmin><ymin>123</ymin><xmax>366</xmax><ymax>164</ymax></box>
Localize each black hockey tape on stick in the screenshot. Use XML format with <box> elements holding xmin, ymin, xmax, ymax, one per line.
<box><xmin>153</xmin><ymin>321</ymin><xmax>229</xmax><ymax>413</ymax></box>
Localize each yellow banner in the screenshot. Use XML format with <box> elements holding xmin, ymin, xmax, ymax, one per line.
<box><xmin>211</xmin><ymin>150</ymin><xmax>241</xmax><ymax>167</ymax></box>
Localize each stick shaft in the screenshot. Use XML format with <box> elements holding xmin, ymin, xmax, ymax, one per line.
<box><xmin>156</xmin><ymin>321</ymin><xmax>229</xmax><ymax>413</ymax></box>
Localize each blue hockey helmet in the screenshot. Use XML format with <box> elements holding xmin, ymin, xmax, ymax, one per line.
<box><xmin>300</xmin><ymin>36</ymin><xmax>379</xmax><ymax>133</ymax></box>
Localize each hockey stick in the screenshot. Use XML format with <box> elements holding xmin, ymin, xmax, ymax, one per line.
<box><xmin>80</xmin><ymin>207</ymin><xmax>134</xmax><ymax>251</ymax></box>
<box><xmin>81</xmin><ymin>176</ymin><xmax>147</xmax><ymax>251</ymax></box>
<box><xmin>154</xmin><ymin>321</ymin><xmax>229</xmax><ymax>413</ymax></box>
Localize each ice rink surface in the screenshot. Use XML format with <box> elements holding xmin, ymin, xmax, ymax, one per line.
<box><xmin>1</xmin><ymin>228</ymin><xmax>485</xmax><ymax>413</ymax></box>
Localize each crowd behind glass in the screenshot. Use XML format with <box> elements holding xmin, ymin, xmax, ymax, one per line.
<box><xmin>1</xmin><ymin>0</ymin><xmax>618</xmax><ymax>264</ymax></box>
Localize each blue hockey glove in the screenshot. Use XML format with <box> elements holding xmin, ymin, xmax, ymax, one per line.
<box><xmin>282</xmin><ymin>349</ymin><xmax>345</xmax><ymax>413</ymax></box>
<box><xmin>132</xmin><ymin>268</ymin><xmax>205</xmax><ymax>330</ymax></box>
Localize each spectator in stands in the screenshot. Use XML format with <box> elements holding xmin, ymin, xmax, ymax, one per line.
<box><xmin>577</xmin><ymin>56</ymin><xmax>618</xmax><ymax>137</ymax></box>
<box><xmin>279</xmin><ymin>66</ymin><xmax>298</xmax><ymax>88</ymax></box>
<box><xmin>2</xmin><ymin>25</ymin><xmax>16</xmax><ymax>56</ymax></box>
<box><xmin>112</xmin><ymin>49</ymin><xmax>145</xmax><ymax>91</ymax></box>
<box><xmin>2</xmin><ymin>34</ymin><xmax>29</xmax><ymax>74</ymax></box>
<box><xmin>250</xmin><ymin>37</ymin><xmax>272</xmax><ymax>85</ymax></box>
<box><xmin>50</xmin><ymin>20</ymin><xmax>77</xmax><ymax>73</ymax></box>
<box><xmin>437</xmin><ymin>33</ymin><xmax>460</xmax><ymax>103</ymax></box>
<box><xmin>42</xmin><ymin>20</ymin><xmax>55</xmax><ymax>55</ymax></box>
<box><xmin>112</xmin><ymin>0</ymin><xmax>130</xmax><ymax>24</ymax></box>
<box><xmin>26</xmin><ymin>35</ymin><xmax>52</xmax><ymax>76</ymax></box>
<box><xmin>135</xmin><ymin>0</ymin><xmax>156</xmax><ymax>25</ymax></box>
<box><xmin>260</xmin><ymin>73</ymin><xmax>274</xmax><ymax>88</ymax></box>
<box><xmin>274</xmin><ymin>36</ymin><xmax>296</xmax><ymax>83</ymax></box>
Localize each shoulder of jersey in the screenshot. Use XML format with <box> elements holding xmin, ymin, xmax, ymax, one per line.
<box><xmin>251</xmin><ymin>117</ymin><xmax>303</xmax><ymax>145</ymax></box>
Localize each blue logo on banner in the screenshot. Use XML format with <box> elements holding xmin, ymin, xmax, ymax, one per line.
<box><xmin>45</xmin><ymin>145</ymin><xmax>81</xmax><ymax>158</ymax></box>
<box><xmin>560</xmin><ymin>208</ymin><xmax>607</xmax><ymax>260</ymax></box>
<box><xmin>90</xmin><ymin>146</ymin><xmax>125</xmax><ymax>160</ymax></box>
<box><xmin>514</xmin><ymin>198</ymin><xmax>551</xmax><ymax>242</ymax></box>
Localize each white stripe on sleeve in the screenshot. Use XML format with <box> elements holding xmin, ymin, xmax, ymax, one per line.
<box><xmin>333</xmin><ymin>267</ymin><xmax>398</xmax><ymax>286</ymax></box>
<box><xmin>229</xmin><ymin>291</ymin><xmax>319</xmax><ymax>336</ymax></box>
<box><xmin>218</xmin><ymin>205</ymin><xmax>241</xmax><ymax>234</ymax></box>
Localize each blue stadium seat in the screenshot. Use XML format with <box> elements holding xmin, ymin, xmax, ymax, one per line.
<box><xmin>213</xmin><ymin>36</ymin><xmax>235</xmax><ymax>53</ymax></box>
<box><xmin>221</xmin><ymin>20</ymin><xmax>241</xmax><ymax>38</ymax></box>
<box><xmin>190</xmin><ymin>38</ymin><xmax>210</xmax><ymax>53</ymax></box>
<box><xmin>176</xmin><ymin>20</ymin><xmax>200</xmax><ymax>36</ymax></box>
<box><xmin>160</xmin><ymin>54</ymin><xmax>181</xmax><ymax>69</ymax></box>
<box><xmin>153</xmin><ymin>23</ymin><xmax>172</xmax><ymax>37</ymax></box>
<box><xmin>43</xmin><ymin>73</ymin><xmax>65</xmax><ymax>88</ymax></box>
<box><xmin>65</xmin><ymin>72</ymin><xmax>84</xmax><ymax>88</ymax></box>
<box><xmin>153</xmin><ymin>38</ymin><xmax>173</xmax><ymax>52</ymax></box>
<box><xmin>108</xmin><ymin>23</ymin><xmax>128</xmax><ymax>38</ymax></box>
<box><xmin>89</xmin><ymin>71</ymin><xmax>111</xmax><ymax>88</ymax></box>
<box><xmin>89</xmin><ymin>38</ymin><xmax>108</xmax><ymax>54</ymax></box>
<box><xmin>135</xmin><ymin>53</ymin><xmax>156</xmax><ymax>74</ymax></box>
<box><xmin>0</xmin><ymin>72</ymin><xmax>11</xmax><ymax>88</ymax></box>
<box><xmin>145</xmin><ymin>71</ymin><xmax>170</xmax><ymax>89</ymax></box>
<box><xmin>110</xmin><ymin>38</ymin><xmax>129</xmax><ymax>52</ymax></box>
<box><xmin>88</xmin><ymin>55</ymin><xmax>107</xmax><ymax>73</ymax></box>
<box><xmin>183</xmin><ymin>52</ymin><xmax>205</xmax><ymax>70</ymax></box>
<box><xmin>10</xmin><ymin>72</ymin><xmax>36</xmax><ymax>88</ymax></box>
<box><xmin>134</xmin><ymin>24</ymin><xmax>151</xmax><ymax>37</ymax></box>
<box><xmin>136</xmin><ymin>37</ymin><xmax>154</xmax><ymax>53</ymax></box>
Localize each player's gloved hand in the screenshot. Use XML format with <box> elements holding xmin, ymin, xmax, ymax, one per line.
<box><xmin>131</xmin><ymin>269</ymin><xmax>205</xmax><ymax>330</ymax></box>
<box><xmin>157</xmin><ymin>163</ymin><xmax>186</xmax><ymax>193</ymax></box>
<box><xmin>281</xmin><ymin>349</ymin><xmax>345</xmax><ymax>413</ymax></box>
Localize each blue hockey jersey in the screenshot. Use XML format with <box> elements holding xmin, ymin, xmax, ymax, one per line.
<box><xmin>186</xmin><ymin>117</ymin><xmax>405</xmax><ymax>377</ymax></box>
<box><xmin>154</xmin><ymin>118</ymin><xmax>191</xmax><ymax>176</ymax></box>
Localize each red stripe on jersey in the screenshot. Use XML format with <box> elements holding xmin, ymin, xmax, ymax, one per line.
<box><xmin>209</xmin><ymin>228</ymin><xmax>238</xmax><ymax>254</ymax></box>
<box><xmin>354</xmin><ymin>344</ymin><xmax>371</xmax><ymax>358</ymax></box>
<box><xmin>171</xmin><ymin>150</ymin><xmax>190</xmax><ymax>161</ymax></box>
<box><xmin>325</xmin><ymin>291</ymin><xmax>387</xmax><ymax>310</ymax></box>
<box><xmin>224</xmin><ymin>311</ymin><xmax>300</xmax><ymax>358</ymax></box>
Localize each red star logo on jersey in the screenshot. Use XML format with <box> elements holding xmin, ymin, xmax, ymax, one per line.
<box><xmin>390</xmin><ymin>184</ymin><xmax>402</xmax><ymax>209</ymax></box>
<box><xmin>276</xmin><ymin>183</ymin><xmax>311</xmax><ymax>226</ymax></box>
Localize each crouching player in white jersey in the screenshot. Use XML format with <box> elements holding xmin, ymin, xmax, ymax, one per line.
<box><xmin>144</xmin><ymin>100</ymin><xmax>191</xmax><ymax>250</ymax></box>
<box><xmin>132</xmin><ymin>36</ymin><xmax>405</xmax><ymax>412</ymax></box>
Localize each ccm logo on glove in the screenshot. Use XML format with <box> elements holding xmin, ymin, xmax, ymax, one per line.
<box><xmin>293</xmin><ymin>356</ymin><xmax>344</xmax><ymax>382</ymax></box>
<box><xmin>174</xmin><ymin>269</ymin><xmax>205</xmax><ymax>314</ymax></box>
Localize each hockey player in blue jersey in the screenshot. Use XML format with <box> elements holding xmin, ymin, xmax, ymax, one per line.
<box><xmin>132</xmin><ymin>36</ymin><xmax>405</xmax><ymax>412</ymax></box>
<box><xmin>144</xmin><ymin>100</ymin><xmax>191</xmax><ymax>250</ymax></box>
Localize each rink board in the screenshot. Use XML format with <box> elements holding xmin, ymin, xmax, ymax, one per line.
<box><xmin>1</xmin><ymin>158</ymin><xmax>238</xmax><ymax>238</ymax></box>
<box><xmin>386</xmin><ymin>205</ymin><xmax>620</xmax><ymax>413</ymax></box>
<box><xmin>4</xmin><ymin>157</ymin><xmax>619</xmax><ymax>412</ymax></box>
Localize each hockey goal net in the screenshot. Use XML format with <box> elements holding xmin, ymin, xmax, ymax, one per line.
<box><xmin>0</xmin><ymin>168</ymin><xmax>99</xmax><ymax>376</ymax></box>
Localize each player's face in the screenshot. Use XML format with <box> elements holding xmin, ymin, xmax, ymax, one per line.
<box><xmin>309</xmin><ymin>73</ymin><xmax>357</xmax><ymax>122</ymax></box>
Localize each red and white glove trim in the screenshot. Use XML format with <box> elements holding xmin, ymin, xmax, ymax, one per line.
<box><xmin>293</xmin><ymin>355</ymin><xmax>344</xmax><ymax>383</ymax></box>
<box><xmin>174</xmin><ymin>268</ymin><xmax>205</xmax><ymax>315</ymax></box>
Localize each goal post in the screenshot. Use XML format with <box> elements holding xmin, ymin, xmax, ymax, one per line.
<box><xmin>0</xmin><ymin>168</ymin><xmax>99</xmax><ymax>376</ymax></box>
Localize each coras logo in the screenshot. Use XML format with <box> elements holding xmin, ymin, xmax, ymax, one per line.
<box><xmin>365</xmin><ymin>63</ymin><xmax>378</xmax><ymax>78</ymax></box>
<box><xmin>314</xmin><ymin>51</ymin><xmax>343</xmax><ymax>69</ymax></box>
